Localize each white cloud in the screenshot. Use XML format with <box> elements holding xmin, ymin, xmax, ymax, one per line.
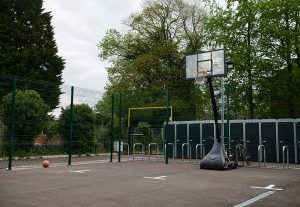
<box><xmin>43</xmin><ymin>0</ymin><xmax>143</xmax><ymax>92</ymax></box>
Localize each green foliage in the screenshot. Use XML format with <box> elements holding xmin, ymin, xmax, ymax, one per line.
<box><xmin>136</xmin><ymin>122</ymin><xmax>150</xmax><ymax>134</ymax></box>
<box><xmin>43</xmin><ymin>119</ymin><xmax>60</xmax><ymax>141</ymax></box>
<box><xmin>95</xmin><ymin>125</ymin><xmax>109</xmax><ymax>152</ymax></box>
<box><xmin>205</xmin><ymin>0</ymin><xmax>300</xmax><ymax>118</ymax></box>
<box><xmin>133</xmin><ymin>122</ymin><xmax>151</xmax><ymax>148</ymax></box>
<box><xmin>257</xmin><ymin>0</ymin><xmax>300</xmax><ymax>118</ymax></box>
<box><xmin>58</xmin><ymin>104</ymin><xmax>96</xmax><ymax>154</ymax></box>
<box><xmin>205</xmin><ymin>0</ymin><xmax>260</xmax><ymax>118</ymax></box>
<box><xmin>0</xmin><ymin>89</ymin><xmax>49</xmax><ymax>152</ymax></box>
<box><xmin>97</xmin><ymin>0</ymin><xmax>206</xmax><ymax>123</ymax></box>
<box><xmin>96</xmin><ymin>0</ymin><xmax>299</xmax><ymax>122</ymax></box>
<box><xmin>0</xmin><ymin>0</ymin><xmax>64</xmax><ymax>110</ymax></box>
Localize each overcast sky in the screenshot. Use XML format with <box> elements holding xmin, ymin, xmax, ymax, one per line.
<box><xmin>43</xmin><ymin>0</ymin><xmax>143</xmax><ymax>92</ymax></box>
<box><xmin>43</xmin><ymin>0</ymin><xmax>225</xmax><ymax>94</ymax></box>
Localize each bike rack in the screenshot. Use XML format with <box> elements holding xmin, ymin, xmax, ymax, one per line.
<box><xmin>195</xmin><ymin>144</ymin><xmax>205</xmax><ymax>164</ymax></box>
<box><xmin>165</xmin><ymin>143</ymin><xmax>175</xmax><ymax>159</ymax></box>
<box><xmin>181</xmin><ymin>143</ymin><xmax>191</xmax><ymax>162</ymax></box>
<box><xmin>282</xmin><ymin>146</ymin><xmax>289</xmax><ymax>168</ymax></box>
<box><xmin>123</xmin><ymin>143</ymin><xmax>130</xmax><ymax>160</ymax></box>
<box><xmin>133</xmin><ymin>143</ymin><xmax>144</xmax><ymax>161</ymax></box>
<box><xmin>148</xmin><ymin>143</ymin><xmax>159</xmax><ymax>161</ymax></box>
<box><xmin>258</xmin><ymin>145</ymin><xmax>266</xmax><ymax>167</ymax></box>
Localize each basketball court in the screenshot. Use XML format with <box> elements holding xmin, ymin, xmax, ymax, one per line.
<box><xmin>0</xmin><ymin>160</ymin><xmax>299</xmax><ymax>207</ymax></box>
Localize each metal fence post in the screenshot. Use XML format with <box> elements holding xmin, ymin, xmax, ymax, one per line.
<box><xmin>68</xmin><ymin>86</ymin><xmax>74</xmax><ymax>165</ymax></box>
<box><xmin>165</xmin><ymin>89</ymin><xmax>169</xmax><ymax>164</ymax></box>
<box><xmin>226</xmin><ymin>84</ymin><xmax>231</xmax><ymax>157</ymax></box>
<box><xmin>8</xmin><ymin>75</ymin><xmax>16</xmax><ymax>170</ymax></box>
<box><xmin>128</xmin><ymin>127</ymin><xmax>133</xmax><ymax>154</ymax></box>
<box><xmin>110</xmin><ymin>94</ymin><xmax>115</xmax><ymax>162</ymax></box>
<box><xmin>118</xmin><ymin>93</ymin><xmax>122</xmax><ymax>162</ymax></box>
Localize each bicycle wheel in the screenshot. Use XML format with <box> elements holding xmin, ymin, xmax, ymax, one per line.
<box><xmin>235</xmin><ymin>150</ymin><xmax>245</xmax><ymax>167</ymax></box>
<box><xmin>243</xmin><ymin>148</ymin><xmax>251</xmax><ymax>166</ymax></box>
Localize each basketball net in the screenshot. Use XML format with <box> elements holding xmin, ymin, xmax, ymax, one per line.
<box><xmin>193</xmin><ymin>68</ymin><xmax>208</xmax><ymax>87</ymax></box>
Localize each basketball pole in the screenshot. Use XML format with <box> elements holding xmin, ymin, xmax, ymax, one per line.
<box><xmin>207</xmin><ymin>77</ymin><xmax>221</xmax><ymax>142</ymax></box>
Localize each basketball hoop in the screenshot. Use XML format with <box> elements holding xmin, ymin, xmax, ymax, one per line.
<box><xmin>186</xmin><ymin>49</ymin><xmax>235</xmax><ymax>170</ymax></box>
<box><xmin>192</xmin><ymin>68</ymin><xmax>208</xmax><ymax>86</ymax></box>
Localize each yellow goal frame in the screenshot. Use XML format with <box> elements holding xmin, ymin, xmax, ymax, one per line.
<box><xmin>127</xmin><ymin>106</ymin><xmax>173</xmax><ymax>128</ymax></box>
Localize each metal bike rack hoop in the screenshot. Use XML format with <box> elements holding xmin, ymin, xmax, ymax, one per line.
<box><xmin>148</xmin><ymin>143</ymin><xmax>159</xmax><ymax>161</ymax></box>
<box><xmin>182</xmin><ymin>143</ymin><xmax>191</xmax><ymax>163</ymax></box>
<box><xmin>133</xmin><ymin>143</ymin><xmax>144</xmax><ymax>161</ymax></box>
<box><xmin>165</xmin><ymin>143</ymin><xmax>175</xmax><ymax>159</ymax></box>
<box><xmin>195</xmin><ymin>144</ymin><xmax>205</xmax><ymax>164</ymax></box>
<box><xmin>258</xmin><ymin>145</ymin><xmax>266</xmax><ymax>167</ymax></box>
<box><xmin>282</xmin><ymin>146</ymin><xmax>289</xmax><ymax>168</ymax></box>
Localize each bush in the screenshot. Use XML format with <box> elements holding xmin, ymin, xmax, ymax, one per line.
<box><xmin>0</xmin><ymin>90</ymin><xmax>49</xmax><ymax>152</ymax></box>
<box><xmin>95</xmin><ymin>125</ymin><xmax>110</xmax><ymax>152</ymax></box>
<box><xmin>58</xmin><ymin>104</ymin><xmax>96</xmax><ymax>154</ymax></box>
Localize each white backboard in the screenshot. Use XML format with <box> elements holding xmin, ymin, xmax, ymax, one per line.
<box><xmin>185</xmin><ymin>49</ymin><xmax>225</xmax><ymax>79</ymax></box>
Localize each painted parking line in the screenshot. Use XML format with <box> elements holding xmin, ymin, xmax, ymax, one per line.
<box><xmin>233</xmin><ymin>191</ymin><xmax>275</xmax><ymax>207</ymax></box>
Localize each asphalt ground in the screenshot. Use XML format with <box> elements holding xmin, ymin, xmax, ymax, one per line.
<box><xmin>0</xmin><ymin>160</ymin><xmax>299</xmax><ymax>207</ymax></box>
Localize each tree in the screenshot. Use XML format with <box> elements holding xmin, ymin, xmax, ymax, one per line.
<box><xmin>98</xmin><ymin>0</ymin><xmax>208</xmax><ymax>122</ymax></box>
<box><xmin>0</xmin><ymin>0</ymin><xmax>64</xmax><ymax>110</ymax></box>
<box><xmin>205</xmin><ymin>0</ymin><xmax>260</xmax><ymax>119</ymax></box>
<box><xmin>58</xmin><ymin>104</ymin><xmax>96</xmax><ymax>154</ymax></box>
<box><xmin>204</xmin><ymin>0</ymin><xmax>300</xmax><ymax>119</ymax></box>
<box><xmin>0</xmin><ymin>89</ymin><xmax>49</xmax><ymax>152</ymax></box>
<box><xmin>258</xmin><ymin>0</ymin><xmax>300</xmax><ymax>118</ymax></box>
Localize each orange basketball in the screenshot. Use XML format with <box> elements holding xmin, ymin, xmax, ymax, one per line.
<box><xmin>42</xmin><ymin>160</ymin><xmax>50</xmax><ymax>168</ymax></box>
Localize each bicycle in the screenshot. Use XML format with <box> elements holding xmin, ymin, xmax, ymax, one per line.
<box><xmin>229</xmin><ymin>140</ymin><xmax>251</xmax><ymax>167</ymax></box>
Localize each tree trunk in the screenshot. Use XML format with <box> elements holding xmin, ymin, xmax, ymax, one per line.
<box><xmin>285</xmin><ymin>12</ymin><xmax>295</xmax><ymax>118</ymax></box>
<box><xmin>247</xmin><ymin>71</ymin><xmax>254</xmax><ymax>119</ymax></box>
<box><xmin>247</xmin><ymin>21</ymin><xmax>255</xmax><ymax>119</ymax></box>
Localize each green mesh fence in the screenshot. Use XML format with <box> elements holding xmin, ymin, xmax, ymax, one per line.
<box><xmin>0</xmin><ymin>74</ymin><xmax>107</xmax><ymax>169</ymax></box>
<box><xmin>119</xmin><ymin>77</ymin><xmax>299</xmax><ymax>166</ymax></box>
<box><xmin>1</xmin><ymin>73</ymin><xmax>299</xmax><ymax>168</ymax></box>
<box><xmin>165</xmin><ymin>78</ymin><xmax>299</xmax><ymax>166</ymax></box>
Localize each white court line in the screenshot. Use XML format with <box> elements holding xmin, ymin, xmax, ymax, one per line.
<box><xmin>70</xmin><ymin>160</ymin><xmax>109</xmax><ymax>166</ymax></box>
<box><xmin>251</xmin><ymin>184</ymin><xmax>282</xmax><ymax>191</ymax></box>
<box><xmin>144</xmin><ymin>176</ymin><xmax>167</xmax><ymax>180</ymax></box>
<box><xmin>233</xmin><ymin>191</ymin><xmax>275</xmax><ymax>207</ymax></box>
<box><xmin>11</xmin><ymin>159</ymin><xmax>111</xmax><ymax>170</ymax></box>
<box><xmin>69</xmin><ymin>170</ymin><xmax>91</xmax><ymax>173</ymax></box>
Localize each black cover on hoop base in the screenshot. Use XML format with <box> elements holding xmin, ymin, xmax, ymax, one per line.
<box><xmin>200</xmin><ymin>77</ymin><xmax>236</xmax><ymax>170</ymax></box>
<box><xmin>200</xmin><ymin>141</ymin><xmax>236</xmax><ymax>170</ymax></box>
